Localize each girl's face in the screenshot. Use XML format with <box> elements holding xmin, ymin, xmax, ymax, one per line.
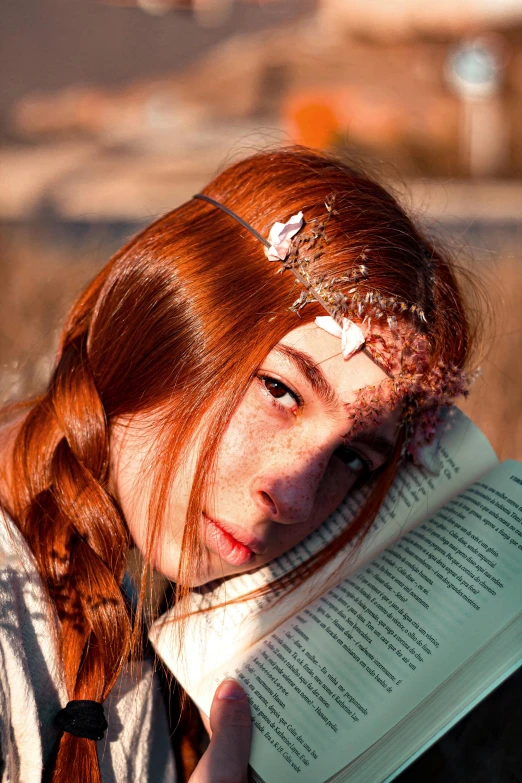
<box><xmin>112</xmin><ymin>322</ymin><xmax>402</xmax><ymax>586</ymax></box>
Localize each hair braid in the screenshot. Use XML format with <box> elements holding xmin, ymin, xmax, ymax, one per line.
<box><xmin>12</xmin><ymin>331</ymin><xmax>132</xmax><ymax>783</ymax></box>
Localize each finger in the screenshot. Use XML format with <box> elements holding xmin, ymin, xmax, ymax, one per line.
<box><xmin>190</xmin><ymin>679</ymin><xmax>252</xmax><ymax>783</ymax></box>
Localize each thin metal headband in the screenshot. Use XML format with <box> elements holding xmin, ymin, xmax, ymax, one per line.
<box><xmin>194</xmin><ymin>193</ymin><xmax>271</xmax><ymax>250</ymax></box>
<box><xmin>194</xmin><ymin>193</ymin><xmax>359</xmax><ymax>328</ymax></box>
<box><xmin>193</xmin><ymin>193</ymin><xmax>393</xmax><ymax>378</ymax></box>
<box><xmin>194</xmin><ymin>193</ymin><xmax>341</xmax><ymax>321</ymax></box>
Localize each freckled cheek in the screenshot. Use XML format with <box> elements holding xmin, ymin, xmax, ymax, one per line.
<box><xmin>213</xmin><ymin>402</ymin><xmax>269</xmax><ymax>481</ymax></box>
<box><xmin>318</xmin><ymin>460</ymin><xmax>358</xmax><ymax>515</ymax></box>
<box><xmin>274</xmin><ymin>461</ymin><xmax>357</xmax><ymax>552</ymax></box>
<box><xmin>255</xmin><ymin>462</ymin><xmax>356</xmax><ymax>562</ymax></box>
<box><xmin>219</xmin><ymin>413</ymin><xmax>326</xmax><ymax>487</ymax></box>
<box><xmin>262</xmin><ymin>479</ymin><xmax>347</xmax><ymax>561</ymax></box>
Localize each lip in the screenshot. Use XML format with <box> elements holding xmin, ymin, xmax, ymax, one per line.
<box><xmin>203</xmin><ymin>514</ymin><xmax>267</xmax><ymax>567</ymax></box>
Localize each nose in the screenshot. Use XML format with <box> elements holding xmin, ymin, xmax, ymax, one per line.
<box><xmin>250</xmin><ymin>440</ymin><xmax>332</xmax><ymax>525</ymax></box>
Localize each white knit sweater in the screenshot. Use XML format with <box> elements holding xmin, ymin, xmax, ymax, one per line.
<box><xmin>0</xmin><ymin>510</ymin><xmax>176</xmax><ymax>782</ymax></box>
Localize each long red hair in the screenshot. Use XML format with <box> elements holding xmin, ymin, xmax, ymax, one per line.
<box><xmin>2</xmin><ymin>148</ymin><xmax>474</xmax><ymax>782</ymax></box>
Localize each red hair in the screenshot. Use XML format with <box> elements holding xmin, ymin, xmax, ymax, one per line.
<box><xmin>2</xmin><ymin>148</ymin><xmax>474</xmax><ymax>782</ymax></box>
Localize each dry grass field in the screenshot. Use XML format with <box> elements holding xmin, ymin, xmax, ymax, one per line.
<box><xmin>0</xmin><ymin>225</ymin><xmax>119</xmax><ymax>403</ymax></box>
<box><xmin>459</xmin><ymin>251</ymin><xmax>522</xmax><ymax>463</ymax></box>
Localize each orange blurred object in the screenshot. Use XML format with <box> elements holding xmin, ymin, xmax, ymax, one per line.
<box><xmin>285</xmin><ymin>95</ymin><xmax>340</xmax><ymax>150</ymax></box>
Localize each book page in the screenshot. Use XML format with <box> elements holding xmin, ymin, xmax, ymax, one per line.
<box><xmin>150</xmin><ymin>410</ymin><xmax>497</xmax><ymax>672</ymax></box>
<box><xmin>155</xmin><ymin>460</ymin><xmax>521</xmax><ymax>783</ymax></box>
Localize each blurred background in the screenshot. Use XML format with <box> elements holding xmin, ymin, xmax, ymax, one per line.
<box><xmin>1</xmin><ymin>0</ymin><xmax>521</xmax><ymax>464</ymax></box>
<box><xmin>1</xmin><ymin>1</ymin><xmax>521</xmax><ymax>780</ymax></box>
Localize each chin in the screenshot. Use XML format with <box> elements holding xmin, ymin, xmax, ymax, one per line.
<box><xmin>152</xmin><ymin>542</ymin><xmax>263</xmax><ymax>587</ymax></box>
<box><xmin>179</xmin><ymin>556</ymin><xmax>259</xmax><ymax>588</ymax></box>
<box><xmin>151</xmin><ymin>557</ymin><xmax>221</xmax><ymax>588</ymax></box>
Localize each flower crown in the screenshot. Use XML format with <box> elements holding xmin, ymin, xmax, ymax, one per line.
<box><xmin>193</xmin><ymin>193</ymin><xmax>471</xmax><ymax>467</ymax></box>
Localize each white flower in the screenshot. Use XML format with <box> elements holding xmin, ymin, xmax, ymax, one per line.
<box><xmin>264</xmin><ymin>212</ymin><xmax>304</xmax><ymax>262</ymax></box>
<box><xmin>314</xmin><ymin>315</ymin><xmax>365</xmax><ymax>360</ymax></box>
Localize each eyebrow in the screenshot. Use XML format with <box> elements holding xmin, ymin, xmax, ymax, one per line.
<box><xmin>274</xmin><ymin>344</ymin><xmax>337</xmax><ymax>407</ymax></box>
<box><xmin>273</xmin><ymin>344</ymin><xmax>398</xmax><ymax>458</ymax></box>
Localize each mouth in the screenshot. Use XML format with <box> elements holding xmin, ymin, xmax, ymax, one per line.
<box><xmin>203</xmin><ymin>514</ymin><xmax>266</xmax><ymax>567</ymax></box>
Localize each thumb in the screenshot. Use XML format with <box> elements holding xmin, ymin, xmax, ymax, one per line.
<box><xmin>190</xmin><ymin>679</ymin><xmax>252</xmax><ymax>783</ymax></box>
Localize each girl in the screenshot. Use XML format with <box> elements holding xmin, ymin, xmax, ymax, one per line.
<box><xmin>0</xmin><ymin>147</ymin><xmax>473</xmax><ymax>782</ymax></box>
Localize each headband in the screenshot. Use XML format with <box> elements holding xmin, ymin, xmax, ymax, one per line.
<box><xmin>192</xmin><ymin>192</ymin><xmax>471</xmax><ymax>464</ymax></box>
<box><xmin>193</xmin><ymin>193</ymin><xmax>386</xmax><ymax>374</ymax></box>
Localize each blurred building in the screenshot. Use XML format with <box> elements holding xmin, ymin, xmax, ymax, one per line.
<box><xmin>2</xmin><ymin>0</ymin><xmax>522</xmax><ymax>221</ymax></box>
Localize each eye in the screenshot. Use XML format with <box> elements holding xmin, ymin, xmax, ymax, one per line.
<box><xmin>259</xmin><ymin>375</ymin><xmax>301</xmax><ymax>411</ymax></box>
<box><xmin>333</xmin><ymin>446</ymin><xmax>372</xmax><ymax>477</ymax></box>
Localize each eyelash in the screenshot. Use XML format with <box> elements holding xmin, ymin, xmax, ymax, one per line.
<box><xmin>258</xmin><ymin>375</ymin><xmax>303</xmax><ymax>412</ymax></box>
<box><xmin>333</xmin><ymin>445</ymin><xmax>373</xmax><ymax>477</ymax></box>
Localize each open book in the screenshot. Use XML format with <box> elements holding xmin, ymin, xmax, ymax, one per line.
<box><xmin>150</xmin><ymin>409</ymin><xmax>522</xmax><ymax>783</ymax></box>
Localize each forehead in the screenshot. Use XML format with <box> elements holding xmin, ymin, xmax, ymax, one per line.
<box><xmin>279</xmin><ymin>322</ymin><xmax>389</xmax><ymax>404</ymax></box>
